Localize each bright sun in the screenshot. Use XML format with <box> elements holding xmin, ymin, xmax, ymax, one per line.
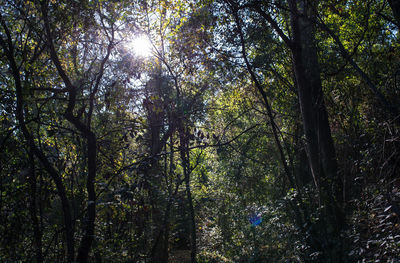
<box><xmin>127</xmin><ymin>35</ymin><xmax>153</xmax><ymax>58</ymax></box>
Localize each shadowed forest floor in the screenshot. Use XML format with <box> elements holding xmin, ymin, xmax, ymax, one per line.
<box><xmin>168</xmin><ymin>250</ymin><xmax>191</xmax><ymax>263</ymax></box>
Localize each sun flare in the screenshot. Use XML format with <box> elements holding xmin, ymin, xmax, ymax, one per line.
<box><xmin>127</xmin><ymin>35</ymin><xmax>153</xmax><ymax>58</ymax></box>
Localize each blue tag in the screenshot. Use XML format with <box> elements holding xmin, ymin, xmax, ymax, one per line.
<box><xmin>249</xmin><ymin>214</ymin><xmax>262</xmax><ymax>226</ymax></box>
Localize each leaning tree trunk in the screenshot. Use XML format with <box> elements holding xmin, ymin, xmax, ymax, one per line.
<box><xmin>0</xmin><ymin>16</ymin><xmax>76</xmax><ymax>262</ymax></box>
<box><xmin>288</xmin><ymin>0</ymin><xmax>345</xmax><ymax>261</ymax></box>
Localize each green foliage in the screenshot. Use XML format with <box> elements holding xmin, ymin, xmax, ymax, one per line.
<box><xmin>197</xmin><ymin>251</ymin><xmax>232</xmax><ymax>263</ymax></box>
<box><xmin>1</xmin><ymin>0</ymin><xmax>400</xmax><ymax>262</ymax></box>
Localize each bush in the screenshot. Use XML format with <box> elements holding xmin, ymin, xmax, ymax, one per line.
<box><xmin>197</xmin><ymin>251</ymin><xmax>232</xmax><ymax>263</ymax></box>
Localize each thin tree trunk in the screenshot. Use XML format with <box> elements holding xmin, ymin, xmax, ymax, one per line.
<box><xmin>184</xmin><ymin>161</ymin><xmax>197</xmax><ymax>263</ymax></box>
<box><xmin>63</xmin><ymin>86</ymin><xmax>98</xmax><ymax>263</ymax></box>
<box><xmin>231</xmin><ymin>5</ymin><xmax>296</xmax><ymax>190</ymax></box>
<box><xmin>151</xmin><ymin>135</ymin><xmax>180</xmax><ymax>263</ymax></box>
<box><xmin>40</xmin><ymin>2</ymin><xmax>116</xmax><ymax>259</ymax></box>
<box><xmin>28</xmin><ymin>148</ymin><xmax>43</xmax><ymax>263</ymax></box>
<box><xmin>317</xmin><ymin>17</ymin><xmax>398</xmax><ymax>117</ymax></box>
<box><xmin>228</xmin><ymin>2</ymin><xmax>309</xmax><ymax>233</ymax></box>
<box><xmin>178</xmin><ymin>126</ymin><xmax>197</xmax><ymax>263</ymax></box>
<box><xmin>0</xmin><ymin>17</ymin><xmax>75</xmax><ymax>262</ymax></box>
<box><xmin>75</xmin><ymin>132</ymin><xmax>97</xmax><ymax>263</ymax></box>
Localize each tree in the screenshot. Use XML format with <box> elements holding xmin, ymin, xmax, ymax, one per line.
<box><xmin>1</xmin><ymin>0</ymin><xmax>400</xmax><ymax>262</ymax></box>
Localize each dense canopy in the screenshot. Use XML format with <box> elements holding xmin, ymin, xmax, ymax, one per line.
<box><xmin>1</xmin><ymin>0</ymin><xmax>400</xmax><ymax>262</ymax></box>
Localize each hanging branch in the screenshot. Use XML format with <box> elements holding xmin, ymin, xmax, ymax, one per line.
<box><xmin>226</xmin><ymin>2</ymin><xmax>296</xmax><ymax>189</ymax></box>
<box><xmin>0</xmin><ymin>12</ymin><xmax>75</xmax><ymax>263</ymax></box>
<box><xmin>316</xmin><ymin>13</ymin><xmax>399</xmax><ymax>118</ymax></box>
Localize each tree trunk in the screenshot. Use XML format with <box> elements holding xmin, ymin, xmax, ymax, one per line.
<box><xmin>288</xmin><ymin>0</ymin><xmax>345</xmax><ymax>261</ymax></box>
<box><xmin>151</xmin><ymin>135</ymin><xmax>180</xmax><ymax>263</ymax></box>
<box><xmin>179</xmin><ymin>126</ymin><xmax>197</xmax><ymax>263</ymax></box>
<box><xmin>63</xmin><ymin>88</ymin><xmax>98</xmax><ymax>263</ymax></box>
<box><xmin>28</xmin><ymin>148</ymin><xmax>43</xmax><ymax>263</ymax></box>
<box><xmin>389</xmin><ymin>0</ymin><xmax>400</xmax><ymax>26</ymax></box>
<box><xmin>0</xmin><ymin>19</ymin><xmax>76</xmax><ymax>262</ymax></box>
<box><xmin>75</xmin><ymin>132</ymin><xmax>97</xmax><ymax>263</ymax></box>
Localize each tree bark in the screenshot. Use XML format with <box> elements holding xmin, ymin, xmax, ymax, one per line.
<box><xmin>288</xmin><ymin>0</ymin><xmax>345</xmax><ymax>261</ymax></box>
<box><xmin>150</xmin><ymin>135</ymin><xmax>180</xmax><ymax>263</ymax></box>
<box><xmin>28</xmin><ymin>148</ymin><xmax>43</xmax><ymax>263</ymax></box>
<box><xmin>179</xmin><ymin>125</ymin><xmax>197</xmax><ymax>263</ymax></box>
<box><xmin>40</xmin><ymin>2</ymin><xmax>115</xmax><ymax>260</ymax></box>
<box><xmin>0</xmin><ymin>16</ymin><xmax>75</xmax><ymax>262</ymax></box>
<box><xmin>74</xmin><ymin>132</ymin><xmax>97</xmax><ymax>263</ymax></box>
<box><xmin>389</xmin><ymin>0</ymin><xmax>400</xmax><ymax>26</ymax></box>
<box><xmin>227</xmin><ymin>0</ymin><xmax>310</xmax><ymax>236</ymax></box>
<box><xmin>63</xmin><ymin>86</ymin><xmax>98</xmax><ymax>263</ymax></box>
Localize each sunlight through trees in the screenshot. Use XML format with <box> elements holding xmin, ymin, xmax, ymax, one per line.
<box><xmin>1</xmin><ymin>0</ymin><xmax>400</xmax><ymax>262</ymax></box>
